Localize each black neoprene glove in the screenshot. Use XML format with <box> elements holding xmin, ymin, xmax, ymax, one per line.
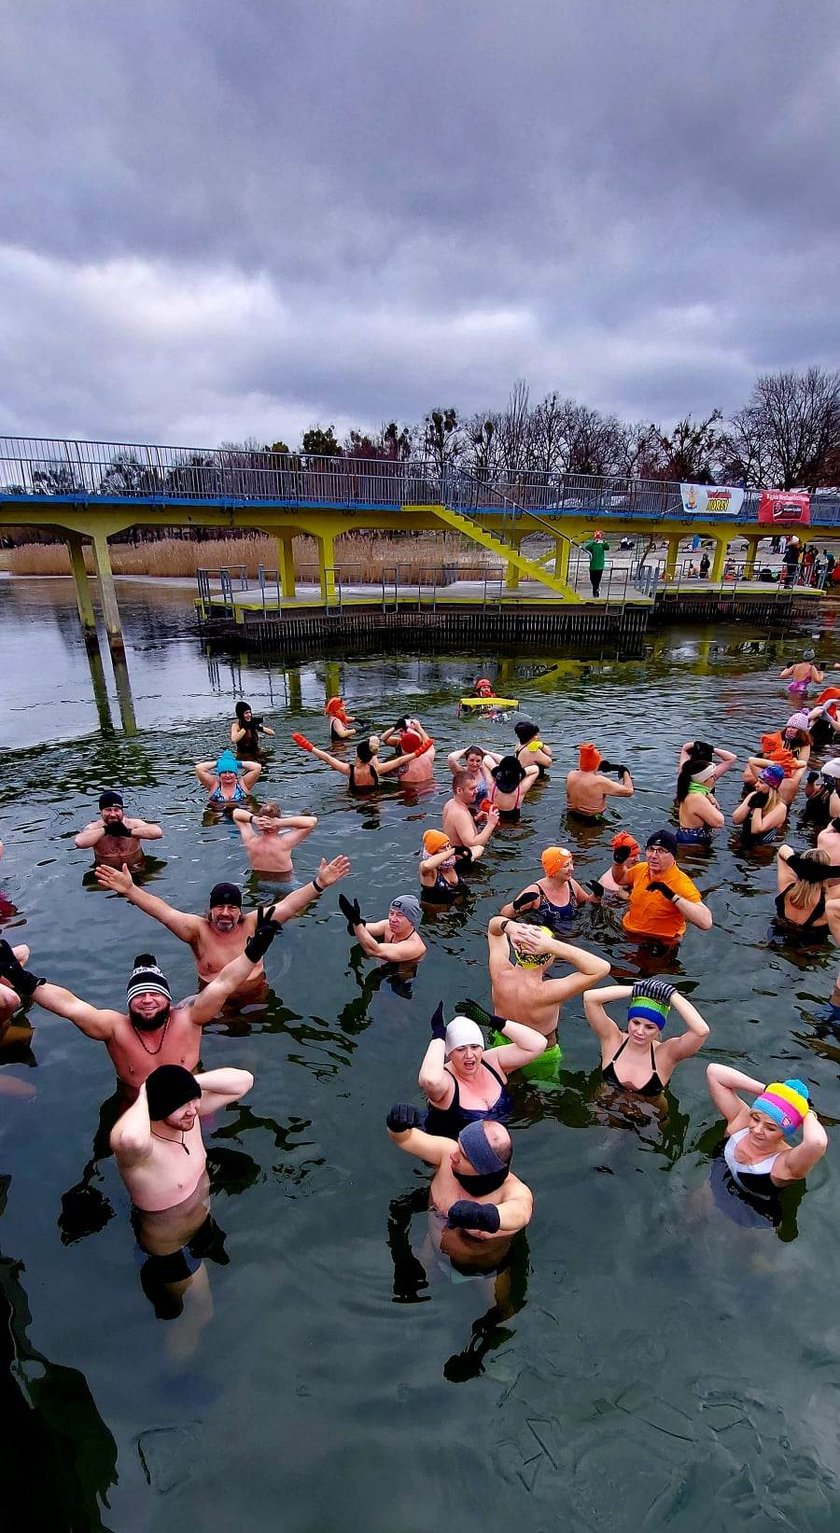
<box><xmin>447</xmin><ymin>1200</ymin><xmax>501</xmax><ymax>1234</ymax></box>
<box><xmin>599</xmin><ymin>760</ymin><xmax>616</xmax><ymax>773</ymax></box>
<box><xmin>784</xmin><ymin>852</ymin><xmax>840</xmax><ymax>883</ymax></box>
<box><xmin>0</xmin><ymin>940</ymin><xmax>44</xmax><ymax>999</ymax></box>
<box><xmin>386</xmin><ymin>1103</ymin><xmax>424</xmax><ymax>1133</ymax></box>
<box><xmin>747</xmin><ymin>791</ymin><xmax>768</xmax><ymax>810</ymax></box>
<box><xmin>338</xmin><ymin>893</ymin><xmax>363</xmax><ymax>933</ymax></box>
<box><xmin>244</xmin><ymin>917</ymin><xmax>279</xmax><ymax>963</ymax></box>
<box><xmin>613</xmin><ymin>846</ymin><xmax>632</xmax><ymax>864</ymax></box>
<box><xmin>105</xmin><ymin>819</ymin><xmax>132</xmax><ymax>838</ymax></box>
<box><xmin>429</xmin><ymin>1002</ymin><xmax>446</xmax><ymax>1042</ymax></box>
<box><xmin>807</xmin><ymin>771</ymin><xmax>820</xmax><ymax>786</ymax></box>
<box><xmin>512</xmin><ymin>890</ymin><xmax>538</xmax><ymax>912</ymax></box>
<box><xmin>647</xmin><ymin>881</ymin><xmax>677</xmax><ymax>902</ymax></box>
<box><xmin>455</xmin><ymin>997</ymin><xmax>506</xmax><ymax>1032</ymax></box>
<box><xmin>693</xmin><ymin>741</ymin><xmax>713</xmax><ymax>757</ymax></box>
<box><xmin>614</xmin><ymin>764</ymin><xmax>629</xmax><ymax>778</ymax></box>
<box><xmin>252</xmin><ymin>716</ymin><xmax>264</xmax><ymax>729</ymax></box>
<box><xmin>631</xmin><ymin>978</ymin><xmax>676</xmax><ymax>1006</ymax></box>
<box><xmin>453</xmin><ymin>847</ymin><xmax>473</xmax><ymax>870</ymax></box>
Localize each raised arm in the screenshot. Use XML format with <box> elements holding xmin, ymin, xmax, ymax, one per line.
<box><xmin>662</xmin><ymin>990</ymin><xmax>710</xmax><ymax>1062</ymax></box>
<box><xmin>239</xmin><ymin>762</ymin><xmax>262</xmax><ymax>791</ymax></box>
<box><xmin>125</xmin><ymin>817</ymin><xmax>164</xmax><ymax>841</ymax></box>
<box><xmin>110</xmin><ymin>1081</ymin><xmax>153</xmax><ymax>1165</ymax></box>
<box><xmin>74</xmin><ymin>820</ymin><xmax>108</xmax><ymax>848</ymax></box>
<box><xmin>386</xmin><ymin>1105</ymin><xmax>448</xmax><ymax>1165</ymax></box>
<box><xmin>784</xmin><ymin>1110</ymin><xmax>828</xmax><ymax>1178</ymax></box>
<box><xmin>185</xmin><ymin>919</ymin><xmax>280</xmax><ymax>1026</ymax></box>
<box><xmin>268</xmin><ymin>856</ymin><xmax>350</xmax><ymax>924</ymax></box>
<box><xmin>194</xmin><ymin>1066</ymin><xmax>254</xmax><ymax>1114</ymax></box>
<box><xmin>601</xmin><ymin>767</ymin><xmax>634</xmax><ymax>799</ymax></box>
<box><xmin>0</xmin><ymin>939</ymin><xmax>121</xmax><ymax>1040</ymax></box>
<box><xmin>506</xmin><ymin>927</ymin><xmax>611</xmax><ymax>1001</ymax></box>
<box><xmin>705</xmin><ymin>1062</ymin><xmax>764</xmax><ymax>1128</ymax></box>
<box><xmin>499</xmin><ymin>885</ymin><xmax>541</xmax><ymax>919</ymax></box>
<box><xmin>292</xmin><ymin>737</ymin><xmax>351</xmax><ymax>776</ymax></box>
<box><xmin>711</xmin><ymin>747</ymin><xmax>737</xmax><ymax>780</ymax></box>
<box><xmin>583</xmin><ymin>984</ymin><xmax>632</xmax><ymax>1045</ymax></box>
<box><xmin>194</xmin><ymin>761</ymin><xmax>219</xmax><ymax>789</ymax></box>
<box><xmin>486</xmin><ymin>1017</ymin><xmax>547</xmax><ymax>1071</ymax></box>
<box><xmin>94</xmin><ymin>862</ymin><xmax>202</xmax><ymax>944</ymax></box>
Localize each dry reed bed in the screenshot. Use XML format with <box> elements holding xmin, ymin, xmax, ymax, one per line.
<box><xmin>0</xmin><ymin>533</ymin><xmax>502</xmax><ymax>584</ymax></box>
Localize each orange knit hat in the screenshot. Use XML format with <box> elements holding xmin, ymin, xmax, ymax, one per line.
<box><xmin>578</xmin><ymin>742</ymin><xmax>602</xmax><ymax>772</ymax></box>
<box><xmin>423</xmin><ymin>829</ymin><xmax>450</xmax><ymax>854</ymax></box>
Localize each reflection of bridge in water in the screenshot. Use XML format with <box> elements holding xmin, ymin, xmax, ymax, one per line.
<box><xmin>0</xmin><ymin>435</ymin><xmax>832</xmax><ymax>689</ymax></box>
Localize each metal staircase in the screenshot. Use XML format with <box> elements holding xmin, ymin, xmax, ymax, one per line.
<box><xmin>429</xmin><ymin>470</ymin><xmax>587</xmax><ymax>602</ymax></box>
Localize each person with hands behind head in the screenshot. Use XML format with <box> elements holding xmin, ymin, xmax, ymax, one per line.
<box><xmin>230</xmin><ymin>702</ymin><xmax>274</xmax><ymax>755</ymax></box>
<box><xmin>381</xmin><ymin>720</ymin><xmax>436</xmax><ymax>785</ymax></box>
<box><xmin>584</xmin><ymin>978</ymin><xmax>709</xmax><ymax>1097</ymax></box>
<box><xmin>675</xmin><ymin>759</ymin><xmax>726</xmax><ymax>845</ymax></box>
<box><xmin>418</xmin><ymin>1002</ymin><xmax>546</xmax><ymax>1136</ymax></box>
<box><xmin>486</xmin><ymin>916</ymin><xmax>610</xmax><ymax>1061</ymax></box>
<box><xmin>94</xmin><ymin>856</ymin><xmax>350</xmax><ymax>988</ymax></box>
<box><xmin>111</xmin><ymin>1063</ymin><xmax>254</xmax><ymax>1212</ymax></box>
<box><xmin>676</xmin><ymin>740</ymin><xmax>737</xmax><ymax>789</ymax></box>
<box><xmin>566</xmin><ymin>743</ymin><xmax>633</xmax><ymax>823</ymax></box>
<box><xmin>706</xmin><ymin>1064</ymin><xmax>827</xmax><ymax>1199</ymax></box>
<box><xmin>773</xmin><ymin>845</ymin><xmax>840</xmax><ymax>941</ymax></box>
<box><xmin>446</xmin><ymin>744</ymin><xmax>500</xmax><ymax>809</ymax></box>
<box><xmin>195</xmin><ymin>751</ymin><xmax>262</xmax><ymax>805</ymax></box>
<box><xmin>0</xmin><ymin>922</ymin><xmax>278</xmax><ymax>1095</ymax></box>
<box><xmin>339</xmin><ymin>892</ymin><xmax>427</xmax><ymax>965</ymax></box>
<box><xmin>74</xmin><ymin>791</ymin><xmax>163</xmax><ymax>869</ymax></box>
<box><xmin>619</xmin><ymin>829</ymin><xmax>712</xmax><ymax>944</ymax></box>
<box><xmin>231</xmin><ymin>802</ymin><xmax>317</xmax><ymax>875</ymax></box>
<box><xmin>385</xmin><ymin>1109</ymin><xmax>533</xmax><ymax>1271</ymax></box>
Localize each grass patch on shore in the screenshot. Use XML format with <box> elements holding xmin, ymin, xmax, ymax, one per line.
<box><xmin>0</xmin><ymin>532</ymin><xmax>501</xmax><ymax>584</ymax></box>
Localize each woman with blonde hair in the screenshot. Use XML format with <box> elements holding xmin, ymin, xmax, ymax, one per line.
<box><xmin>731</xmin><ymin>764</ymin><xmax>787</xmax><ymax>845</ymax></box>
<box><xmin>773</xmin><ymin>846</ymin><xmax>840</xmax><ymax>940</ymax></box>
<box><xmin>501</xmin><ymin>846</ymin><xmax>594</xmax><ymax>932</ymax></box>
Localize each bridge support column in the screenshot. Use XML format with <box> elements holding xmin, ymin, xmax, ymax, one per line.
<box><xmin>710</xmin><ymin>536</ymin><xmax>728</xmax><ymax>584</ymax></box>
<box><xmin>66</xmin><ymin>534</ymin><xmax>97</xmax><ymax>646</ymax></box>
<box><xmin>505</xmin><ymin>534</ymin><xmax>521</xmax><ymax>591</ymax></box>
<box><xmin>316</xmin><ymin>533</ymin><xmax>337</xmax><ymax>603</ymax></box>
<box><xmin>91</xmin><ymin>532</ymin><xmax>126</xmax><ymax>658</ymax></box>
<box><xmin>276</xmin><ymin>536</ymin><xmax>296</xmax><ymax>599</ymax></box>
<box><xmin>742</xmin><ymin>536</ymin><xmax>761</xmax><ymax>580</ymax></box>
<box><xmin>554</xmin><ymin>538</ymin><xmax>570</xmax><ymax>585</ymax></box>
<box><xmin>664</xmin><ymin>537</ymin><xmax>681</xmax><ymax>580</ymax></box>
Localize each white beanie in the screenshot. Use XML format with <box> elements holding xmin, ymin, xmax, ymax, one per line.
<box><xmin>445</xmin><ymin>1016</ymin><xmax>484</xmax><ymax>1053</ymax></box>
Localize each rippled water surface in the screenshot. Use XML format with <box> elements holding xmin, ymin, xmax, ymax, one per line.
<box><xmin>1</xmin><ymin>577</ymin><xmax>839</xmax><ymax>1531</ymax></box>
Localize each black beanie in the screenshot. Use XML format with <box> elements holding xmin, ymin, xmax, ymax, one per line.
<box><xmin>145</xmin><ymin>1064</ymin><xmax>201</xmax><ymax>1122</ymax></box>
<box><xmin>126</xmin><ymin>953</ymin><xmax>172</xmax><ymax>1005</ymax></box>
<box><xmin>99</xmin><ymin>790</ymin><xmax>124</xmax><ymax>810</ymax></box>
<box><xmin>209</xmin><ymin>881</ymin><xmax>243</xmax><ymax>910</ymax></box>
<box><xmin>235</xmin><ymin>701</ymin><xmax>252</xmax><ymax>722</ymax></box>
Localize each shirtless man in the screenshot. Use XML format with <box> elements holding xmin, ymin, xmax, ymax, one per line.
<box><xmin>0</xmin><ymin>922</ymin><xmax>277</xmax><ymax>1095</ymax></box>
<box><xmin>386</xmin><ymin>1110</ymin><xmax>532</xmax><ymax>1273</ymax></box>
<box><xmin>382</xmin><ymin>722</ymin><xmax>436</xmax><ymax>786</ymax></box>
<box><xmin>74</xmin><ymin>791</ymin><xmax>163</xmax><ymax>869</ymax></box>
<box><xmin>339</xmin><ymin>892</ymin><xmax>427</xmax><ymax>964</ymax></box>
<box><xmin>566</xmin><ymin>743</ymin><xmax>634</xmax><ymax>823</ymax></box>
<box><xmin>486</xmin><ymin>916</ymin><xmax>610</xmax><ymax>1048</ymax></box>
<box><xmin>94</xmin><ymin>855</ymin><xmax>350</xmax><ymax>988</ymax></box>
<box><xmin>231</xmin><ymin>803</ymin><xmax>317</xmax><ymax>875</ymax></box>
<box><xmin>111</xmin><ymin>1063</ymin><xmax>253</xmax><ymax>1212</ymax></box>
<box><xmin>442</xmin><ymin>772</ymin><xmax>500</xmax><ymax>852</ymax></box>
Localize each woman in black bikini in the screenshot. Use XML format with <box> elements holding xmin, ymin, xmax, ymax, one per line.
<box><xmin>773</xmin><ymin>846</ymin><xmax>840</xmax><ymax>942</ymax></box>
<box><xmin>418</xmin><ymin>1005</ymin><xmax>546</xmax><ymax>1137</ymax></box>
<box><xmin>291</xmin><ymin>731</ymin><xmax>425</xmax><ymax>791</ymax></box>
<box><xmin>583</xmin><ymin>978</ymin><xmax>709</xmax><ymax>1097</ymax></box>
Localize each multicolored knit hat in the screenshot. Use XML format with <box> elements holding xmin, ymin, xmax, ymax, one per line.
<box><xmin>627</xmin><ymin>979</ymin><xmax>673</xmax><ymax>1030</ymax></box>
<box><xmin>752</xmin><ymin>1079</ymin><xmax>810</xmax><ymax>1136</ymax></box>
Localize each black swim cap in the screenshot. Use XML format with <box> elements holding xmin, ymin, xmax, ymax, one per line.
<box><xmin>514</xmin><ymin>721</ymin><xmax>539</xmax><ymax>745</ymax></box>
<box><xmin>209</xmin><ymin>881</ymin><xmax>243</xmax><ymax>909</ymax></box>
<box><xmin>99</xmin><ymin>790</ymin><xmax>124</xmax><ymax>810</ymax></box>
<box><xmin>145</xmin><ymin>1064</ymin><xmax>201</xmax><ymax>1122</ymax></box>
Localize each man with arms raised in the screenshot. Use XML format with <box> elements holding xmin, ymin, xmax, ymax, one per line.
<box><xmin>111</xmin><ymin>1062</ymin><xmax>253</xmax><ymax>1212</ymax></box>
<box><xmin>94</xmin><ymin>855</ymin><xmax>349</xmax><ymax>989</ymax></box>
<box><xmin>231</xmin><ymin>803</ymin><xmax>318</xmax><ymax>876</ymax></box>
<box><xmin>566</xmin><ymin>743</ymin><xmax>634</xmax><ymax>823</ymax></box>
<box><xmin>0</xmin><ymin>918</ymin><xmax>278</xmax><ymax>1095</ymax></box>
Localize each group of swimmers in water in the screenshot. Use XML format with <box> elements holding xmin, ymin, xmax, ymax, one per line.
<box><xmin>0</xmin><ymin>664</ymin><xmax>836</xmax><ymax>1320</ymax></box>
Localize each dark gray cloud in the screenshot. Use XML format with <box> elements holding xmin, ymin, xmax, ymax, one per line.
<box><xmin>1</xmin><ymin>0</ymin><xmax>839</xmax><ymax>445</ymax></box>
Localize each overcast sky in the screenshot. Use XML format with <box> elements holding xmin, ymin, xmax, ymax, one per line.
<box><xmin>1</xmin><ymin>0</ymin><xmax>838</xmax><ymax>448</ymax></box>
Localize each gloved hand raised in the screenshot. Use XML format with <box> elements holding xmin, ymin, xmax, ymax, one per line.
<box><xmin>104</xmin><ymin>819</ymin><xmax>132</xmax><ymax>838</ymax></box>
<box><xmin>291</xmin><ymin>733</ymin><xmax>314</xmax><ymax>752</ymax></box>
<box><xmin>0</xmin><ymin>940</ymin><xmax>45</xmax><ymax>999</ymax></box>
<box><xmin>413</xmin><ymin>739</ymin><xmax>434</xmax><ymax>758</ymax></box>
<box><xmin>429</xmin><ymin>1002</ymin><xmax>447</xmax><ymax>1042</ymax></box>
<box><xmin>631</xmin><ymin>977</ymin><xmax>676</xmax><ymax>1006</ymax></box>
<box><xmin>338</xmin><ymin>893</ymin><xmax>363</xmax><ymax>933</ymax></box>
<box><xmin>588</xmin><ymin>879</ymin><xmax>606</xmax><ymax>899</ymax></box>
<box><xmin>447</xmin><ymin>1200</ymin><xmax>501</xmax><ymax>1233</ymax></box>
<box><xmin>386</xmin><ymin>1103</ymin><xmax>424</xmax><ymax>1133</ymax></box>
<box><xmin>455</xmin><ymin>997</ymin><xmax>506</xmax><ymax>1031</ymax></box>
<box><xmin>646</xmin><ymin>881</ymin><xmax>676</xmax><ymax>902</ymax></box>
<box><xmin>244</xmin><ymin>916</ymin><xmax>279</xmax><ymax>963</ymax></box>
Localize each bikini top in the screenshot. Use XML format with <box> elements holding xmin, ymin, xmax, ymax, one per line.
<box><xmin>209</xmin><ymin>781</ymin><xmax>247</xmax><ymax>804</ymax></box>
<box><xmin>422</xmin><ymin>1060</ymin><xmax>512</xmax><ymax>1137</ymax></box>
<box><xmin>601</xmin><ymin>1037</ymin><xmax>665</xmax><ymax>1097</ymax></box>
<box><xmin>723</xmin><ymin>1128</ymin><xmax>781</xmax><ymax>1197</ymax></box>
<box><xmin>348</xmin><ymin>762</ymin><xmax>380</xmax><ymax>792</ymax></box>
<box><xmin>773</xmin><ymin>888</ymin><xmax>826</xmax><ymax>927</ymax></box>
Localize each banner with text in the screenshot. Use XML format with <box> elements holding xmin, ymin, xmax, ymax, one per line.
<box><xmin>680</xmin><ymin>483</ymin><xmax>744</xmax><ymax>516</ymax></box>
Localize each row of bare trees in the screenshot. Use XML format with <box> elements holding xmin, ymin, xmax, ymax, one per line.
<box><xmin>265</xmin><ymin>368</ymin><xmax>840</xmax><ymax>490</ymax></box>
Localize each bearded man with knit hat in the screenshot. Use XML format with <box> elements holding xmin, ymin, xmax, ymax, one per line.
<box><xmin>0</xmin><ymin>921</ymin><xmax>278</xmax><ymax>1096</ymax></box>
<box><xmin>566</xmin><ymin>742</ymin><xmax>634</xmax><ymax>822</ymax></box>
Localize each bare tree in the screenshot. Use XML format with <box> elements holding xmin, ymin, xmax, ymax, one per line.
<box><xmin>722</xmin><ymin>368</ymin><xmax>840</xmax><ymax>488</ymax></box>
<box><xmin>422</xmin><ymin>408</ymin><xmax>463</xmax><ymax>474</ymax></box>
<box><xmin>530</xmin><ymin>392</ymin><xmax>567</xmax><ymax>475</ymax></box>
<box><xmin>463</xmin><ymin>413</ymin><xmax>500</xmax><ymax>481</ymax></box>
<box><xmin>496</xmin><ymin>380</ymin><xmax>533</xmax><ymax>482</ymax></box>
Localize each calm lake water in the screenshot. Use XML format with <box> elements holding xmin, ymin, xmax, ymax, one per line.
<box><xmin>1</xmin><ymin>577</ymin><xmax>840</xmax><ymax>1531</ymax></box>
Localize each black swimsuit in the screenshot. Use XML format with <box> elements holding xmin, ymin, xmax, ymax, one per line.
<box><xmin>773</xmin><ymin>888</ymin><xmax>828</xmax><ymax>940</ymax></box>
<box><xmin>423</xmin><ymin>1061</ymin><xmax>513</xmax><ymax>1137</ymax></box>
<box><xmin>348</xmin><ymin>763</ymin><xmax>380</xmax><ymax>793</ymax></box>
<box><xmin>601</xmin><ymin>1038</ymin><xmax>665</xmax><ymax>1097</ymax></box>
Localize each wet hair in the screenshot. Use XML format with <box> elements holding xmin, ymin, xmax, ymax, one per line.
<box><xmin>514</xmin><ymin>721</ymin><xmax>540</xmax><ymax>745</ymax></box>
<box><xmin>787</xmin><ymin>850</ymin><xmax>829</xmax><ymax>911</ymax></box>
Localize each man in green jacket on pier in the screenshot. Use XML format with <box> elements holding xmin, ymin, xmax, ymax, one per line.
<box><xmin>583</xmin><ymin>531</ymin><xmax>609</xmax><ymax>597</ymax></box>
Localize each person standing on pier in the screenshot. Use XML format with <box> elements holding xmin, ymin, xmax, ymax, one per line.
<box><xmin>583</xmin><ymin>531</ymin><xmax>610</xmax><ymax>597</ymax></box>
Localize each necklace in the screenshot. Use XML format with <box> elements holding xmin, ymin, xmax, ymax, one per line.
<box><xmin>131</xmin><ymin>1014</ymin><xmax>171</xmax><ymax>1055</ymax></box>
<box><xmin>151</xmin><ymin>1127</ymin><xmax>190</xmax><ymax>1155</ymax></box>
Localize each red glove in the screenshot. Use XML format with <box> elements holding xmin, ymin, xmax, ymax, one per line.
<box><xmin>479</xmin><ymin>798</ymin><xmax>492</xmax><ymax>814</ymax></box>
<box><xmin>413</xmin><ymin>738</ymin><xmax>434</xmax><ymax>757</ymax></box>
<box><xmin>292</xmin><ymin>732</ymin><xmax>314</xmax><ymax>752</ymax></box>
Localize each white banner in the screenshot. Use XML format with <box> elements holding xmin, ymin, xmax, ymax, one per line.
<box><xmin>680</xmin><ymin>483</ymin><xmax>744</xmax><ymax>516</ymax></box>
